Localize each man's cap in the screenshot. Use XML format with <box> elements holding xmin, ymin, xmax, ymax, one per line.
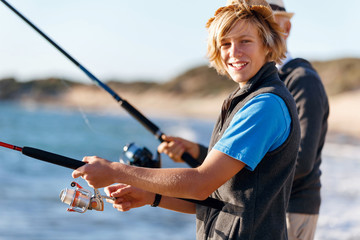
<box><xmin>266</xmin><ymin>0</ymin><xmax>294</xmax><ymax>18</ymax></box>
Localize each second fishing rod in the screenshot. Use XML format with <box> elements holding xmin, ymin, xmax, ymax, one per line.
<box><xmin>0</xmin><ymin>0</ymin><xmax>199</xmax><ymax>168</ymax></box>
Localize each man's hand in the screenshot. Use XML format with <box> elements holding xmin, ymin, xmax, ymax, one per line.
<box><xmin>157</xmin><ymin>135</ymin><xmax>199</xmax><ymax>162</ymax></box>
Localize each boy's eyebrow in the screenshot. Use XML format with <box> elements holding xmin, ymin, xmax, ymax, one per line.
<box><xmin>221</xmin><ymin>34</ymin><xmax>255</xmax><ymax>41</ymax></box>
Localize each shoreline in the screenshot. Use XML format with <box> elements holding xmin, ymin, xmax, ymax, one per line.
<box><xmin>19</xmin><ymin>86</ymin><xmax>360</xmax><ymax>141</ymax></box>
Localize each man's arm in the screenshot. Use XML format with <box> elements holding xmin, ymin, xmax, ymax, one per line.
<box><xmin>287</xmin><ymin>70</ymin><xmax>328</xmax><ymax>180</ymax></box>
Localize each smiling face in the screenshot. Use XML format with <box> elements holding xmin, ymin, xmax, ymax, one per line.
<box><xmin>220</xmin><ymin>20</ymin><xmax>268</xmax><ymax>87</ymax></box>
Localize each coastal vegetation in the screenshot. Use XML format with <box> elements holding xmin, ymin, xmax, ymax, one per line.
<box><xmin>1</xmin><ymin>58</ymin><xmax>359</xmax><ymax>101</ymax></box>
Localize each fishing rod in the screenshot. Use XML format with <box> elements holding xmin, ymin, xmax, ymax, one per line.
<box><xmin>0</xmin><ymin>141</ymin><xmax>109</xmax><ymax>213</ymax></box>
<box><xmin>0</xmin><ymin>0</ymin><xmax>199</xmax><ymax>168</ymax></box>
<box><xmin>0</xmin><ymin>141</ymin><xmax>224</xmax><ymax>211</ymax></box>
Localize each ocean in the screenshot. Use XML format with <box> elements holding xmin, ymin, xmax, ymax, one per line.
<box><xmin>0</xmin><ymin>102</ymin><xmax>359</xmax><ymax>240</ymax></box>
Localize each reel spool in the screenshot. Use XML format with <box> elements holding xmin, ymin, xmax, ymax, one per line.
<box><xmin>59</xmin><ymin>182</ymin><xmax>106</xmax><ymax>213</ymax></box>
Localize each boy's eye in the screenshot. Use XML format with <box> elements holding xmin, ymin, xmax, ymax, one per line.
<box><xmin>220</xmin><ymin>42</ymin><xmax>231</xmax><ymax>48</ymax></box>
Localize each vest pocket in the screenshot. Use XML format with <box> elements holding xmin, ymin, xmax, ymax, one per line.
<box><xmin>206</xmin><ymin>211</ymin><xmax>242</xmax><ymax>240</ymax></box>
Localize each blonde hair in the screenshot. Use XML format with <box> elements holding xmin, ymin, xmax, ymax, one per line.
<box><xmin>206</xmin><ymin>0</ymin><xmax>286</xmax><ymax>76</ymax></box>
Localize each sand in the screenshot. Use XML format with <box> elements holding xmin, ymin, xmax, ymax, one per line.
<box><xmin>58</xmin><ymin>86</ymin><xmax>360</xmax><ymax>140</ymax></box>
<box><xmin>327</xmin><ymin>89</ymin><xmax>360</xmax><ymax>137</ymax></box>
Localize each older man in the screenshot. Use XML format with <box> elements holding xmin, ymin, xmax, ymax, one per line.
<box><xmin>265</xmin><ymin>1</ymin><xmax>329</xmax><ymax>239</ymax></box>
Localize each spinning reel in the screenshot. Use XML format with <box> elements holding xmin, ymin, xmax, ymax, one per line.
<box><xmin>59</xmin><ymin>181</ymin><xmax>114</xmax><ymax>213</ymax></box>
<box><xmin>121</xmin><ymin>142</ymin><xmax>161</xmax><ymax>168</ymax></box>
<box><xmin>59</xmin><ymin>142</ymin><xmax>161</xmax><ymax>213</ymax></box>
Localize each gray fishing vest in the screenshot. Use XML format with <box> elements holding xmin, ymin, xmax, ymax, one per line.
<box><xmin>196</xmin><ymin>62</ymin><xmax>301</xmax><ymax>240</ymax></box>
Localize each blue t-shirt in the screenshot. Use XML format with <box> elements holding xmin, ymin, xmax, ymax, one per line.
<box><xmin>213</xmin><ymin>93</ymin><xmax>291</xmax><ymax>171</ymax></box>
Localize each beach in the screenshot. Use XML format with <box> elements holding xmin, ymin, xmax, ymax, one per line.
<box><xmin>58</xmin><ymin>86</ymin><xmax>360</xmax><ymax>140</ymax></box>
<box><xmin>326</xmin><ymin>89</ymin><xmax>360</xmax><ymax>138</ymax></box>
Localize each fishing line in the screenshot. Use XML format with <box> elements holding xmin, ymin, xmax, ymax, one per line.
<box><xmin>0</xmin><ymin>0</ymin><xmax>199</xmax><ymax>168</ymax></box>
<box><xmin>58</xmin><ymin>79</ymin><xmax>99</xmax><ymax>135</ymax></box>
<box><xmin>77</xmin><ymin>107</ymin><xmax>97</xmax><ymax>133</ymax></box>
<box><xmin>59</xmin><ymin>80</ymin><xmax>125</xmax><ymax>141</ymax></box>
<box><xmin>64</xmin><ymin>81</ymin><xmax>103</xmax><ymax>136</ymax></box>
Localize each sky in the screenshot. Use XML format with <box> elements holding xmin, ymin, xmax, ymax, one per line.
<box><xmin>0</xmin><ymin>0</ymin><xmax>359</xmax><ymax>83</ymax></box>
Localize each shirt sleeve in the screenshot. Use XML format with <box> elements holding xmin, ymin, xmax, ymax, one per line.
<box><xmin>213</xmin><ymin>93</ymin><xmax>291</xmax><ymax>171</ymax></box>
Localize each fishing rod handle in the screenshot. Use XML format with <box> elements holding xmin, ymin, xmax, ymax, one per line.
<box><xmin>22</xmin><ymin>147</ymin><xmax>85</xmax><ymax>170</ymax></box>
<box><xmin>181</xmin><ymin>152</ymin><xmax>200</xmax><ymax>168</ymax></box>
